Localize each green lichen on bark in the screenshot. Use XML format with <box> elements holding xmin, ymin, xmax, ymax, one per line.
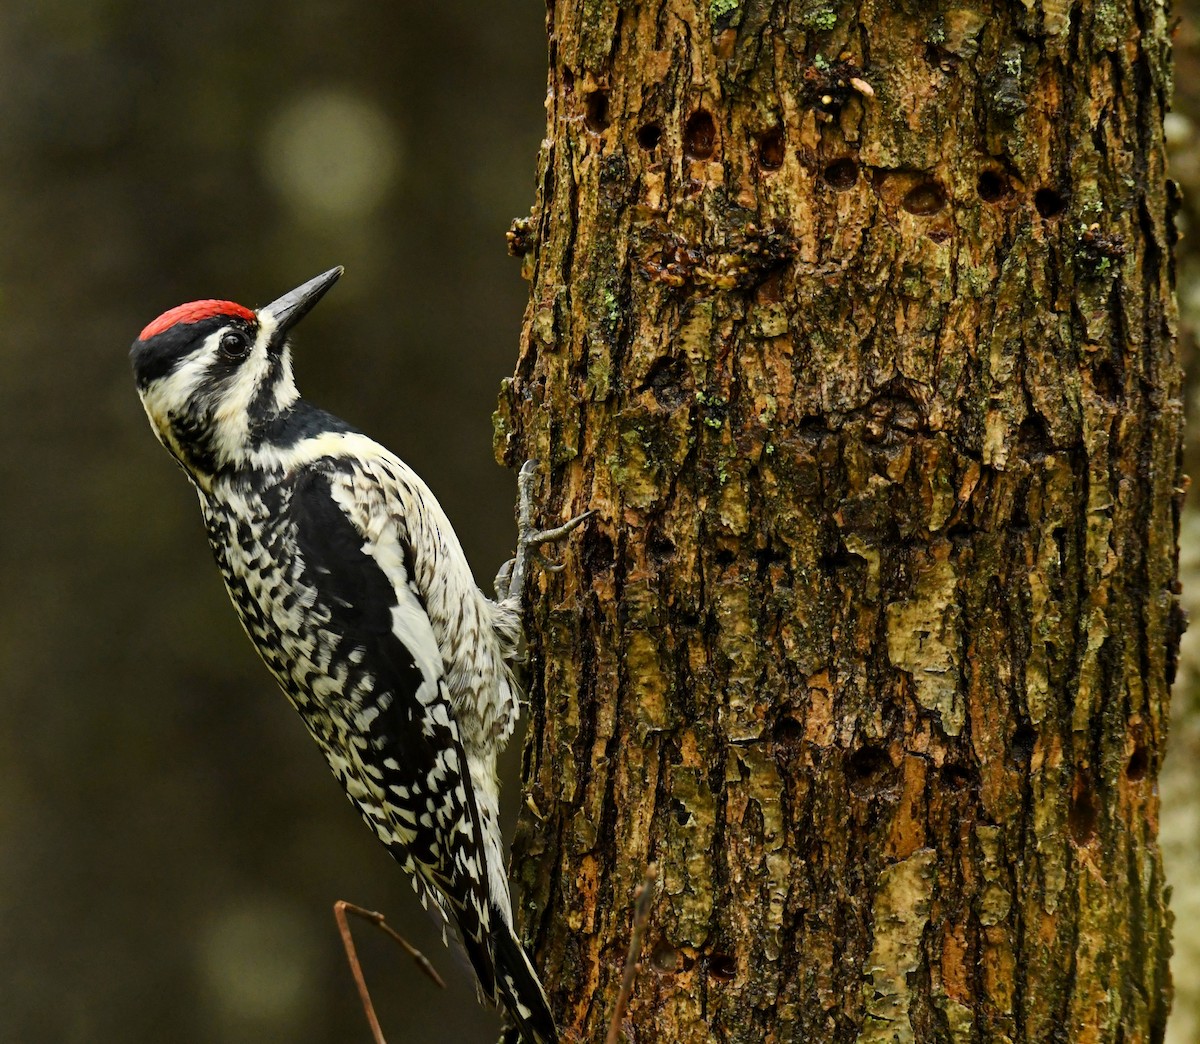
<box><xmin>709</xmin><ymin>0</ymin><xmax>739</xmax><ymax>23</ymax></box>
<box><xmin>885</xmin><ymin>540</ymin><xmax>964</xmax><ymax>736</ymax></box>
<box><xmin>499</xmin><ymin>1</ymin><xmax>1180</xmax><ymax>1041</ymax></box>
<box><xmin>857</xmin><ymin>848</ymin><xmax>937</xmax><ymax>1044</ymax></box>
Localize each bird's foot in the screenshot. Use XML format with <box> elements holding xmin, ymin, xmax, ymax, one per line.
<box><xmin>495</xmin><ymin>459</ymin><xmax>593</xmax><ymax>605</ymax></box>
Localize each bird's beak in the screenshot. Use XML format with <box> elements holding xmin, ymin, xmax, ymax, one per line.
<box><xmin>260</xmin><ymin>266</ymin><xmax>344</xmax><ymax>340</ymax></box>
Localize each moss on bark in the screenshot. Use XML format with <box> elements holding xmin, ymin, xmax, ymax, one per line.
<box><xmin>498</xmin><ymin>2</ymin><xmax>1180</xmax><ymax>1041</ymax></box>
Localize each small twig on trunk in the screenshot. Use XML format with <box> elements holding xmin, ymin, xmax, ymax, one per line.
<box><xmin>605</xmin><ymin>866</ymin><xmax>658</xmax><ymax>1044</ymax></box>
<box><xmin>334</xmin><ymin>899</ymin><xmax>447</xmax><ymax>1044</ymax></box>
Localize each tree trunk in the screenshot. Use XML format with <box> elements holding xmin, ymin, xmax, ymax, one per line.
<box><xmin>495</xmin><ymin>2</ymin><xmax>1180</xmax><ymax>1041</ymax></box>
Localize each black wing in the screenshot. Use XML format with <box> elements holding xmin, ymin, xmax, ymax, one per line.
<box><xmin>288</xmin><ymin>465</ymin><xmax>498</xmax><ymax>995</ymax></box>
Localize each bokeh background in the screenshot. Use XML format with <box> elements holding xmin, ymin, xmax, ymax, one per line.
<box><xmin>1</xmin><ymin>3</ymin><xmax>1199</xmax><ymax>1042</ymax></box>
<box><xmin>0</xmin><ymin>2</ymin><xmax>546</xmax><ymax>1041</ymax></box>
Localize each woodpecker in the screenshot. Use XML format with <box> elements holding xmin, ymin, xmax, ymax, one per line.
<box><xmin>129</xmin><ymin>267</ymin><xmax>577</xmax><ymax>1044</ymax></box>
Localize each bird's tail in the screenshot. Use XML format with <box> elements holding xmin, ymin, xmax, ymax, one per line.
<box><xmin>484</xmin><ymin>907</ymin><xmax>558</xmax><ymax>1044</ymax></box>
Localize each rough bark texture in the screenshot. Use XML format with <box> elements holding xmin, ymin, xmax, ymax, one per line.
<box><xmin>495</xmin><ymin>3</ymin><xmax>1180</xmax><ymax>1042</ymax></box>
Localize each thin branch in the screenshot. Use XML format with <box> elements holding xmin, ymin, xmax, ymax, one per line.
<box><xmin>605</xmin><ymin>866</ymin><xmax>658</xmax><ymax>1044</ymax></box>
<box><xmin>334</xmin><ymin>899</ymin><xmax>447</xmax><ymax>1044</ymax></box>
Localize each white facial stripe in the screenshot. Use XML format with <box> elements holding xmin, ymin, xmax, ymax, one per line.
<box><xmin>137</xmin><ymin>320</ymin><xmax>306</xmax><ymax>478</ymax></box>
<box><xmin>140</xmin><ymin>341</ymin><xmax>213</xmax><ymax>433</ymax></box>
<box><xmin>274</xmin><ymin>350</ymin><xmax>301</xmax><ymax>412</ymax></box>
<box><xmin>210</xmin><ymin>326</ymin><xmax>273</xmax><ymax>460</ymax></box>
<box><xmin>257</xmin><ymin>309</ymin><xmax>279</xmax><ymax>344</ymax></box>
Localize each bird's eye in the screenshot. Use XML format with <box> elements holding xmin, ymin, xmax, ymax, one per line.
<box><xmin>219</xmin><ymin>330</ymin><xmax>250</xmax><ymax>360</ymax></box>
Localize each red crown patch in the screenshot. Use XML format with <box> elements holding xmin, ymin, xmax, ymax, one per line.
<box><xmin>138</xmin><ymin>300</ymin><xmax>256</xmax><ymax>341</ymax></box>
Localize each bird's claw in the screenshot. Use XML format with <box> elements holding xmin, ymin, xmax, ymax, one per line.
<box><xmin>499</xmin><ymin>460</ymin><xmax>592</xmax><ymax>606</ymax></box>
<box><xmin>523</xmin><ymin>509</ymin><xmax>596</xmax><ymax>548</ymax></box>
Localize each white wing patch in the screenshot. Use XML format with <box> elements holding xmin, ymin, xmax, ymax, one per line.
<box><xmin>327</xmin><ymin>474</ymin><xmax>445</xmax><ymax>703</ymax></box>
<box><xmin>319</xmin><ymin>452</ymin><xmax>521</xmax><ymax>921</ymax></box>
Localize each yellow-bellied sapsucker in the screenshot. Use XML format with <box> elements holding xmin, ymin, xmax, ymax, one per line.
<box><xmin>130</xmin><ymin>267</ymin><xmax>577</xmax><ymax>1044</ymax></box>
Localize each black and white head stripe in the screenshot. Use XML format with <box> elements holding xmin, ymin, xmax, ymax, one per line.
<box><xmin>129</xmin><ymin>269</ymin><xmax>342</xmax><ymax>480</ymax></box>
<box><xmin>131</xmin><ymin>305</ymin><xmax>256</xmax><ymax>387</ymax></box>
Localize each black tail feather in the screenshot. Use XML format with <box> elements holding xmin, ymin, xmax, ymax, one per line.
<box><xmin>449</xmin><ymin>895</ymin><xmax>557</xmax><ymax>1044</ymax></box>
<box><xmin>489</xmin><ymin>910</ymin><xmax>558</xmax><ymax>1044</ymax></box>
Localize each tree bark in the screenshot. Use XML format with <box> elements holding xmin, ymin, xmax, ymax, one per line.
<box><xmin>495</xmin><ymin>3</ymin><xmax>1181</xmax><ymax>1042</ymax></box>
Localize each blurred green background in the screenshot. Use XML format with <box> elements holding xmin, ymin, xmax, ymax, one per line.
<box><xmin>0</xmin><ymin>2</ymin><xmax>545</xmax><ymax>1041</ymax></box>
<box><xmin>2</xmin><ymin>3</ymin><xmax>1199</xmax><ymax>1042</ymax></box>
